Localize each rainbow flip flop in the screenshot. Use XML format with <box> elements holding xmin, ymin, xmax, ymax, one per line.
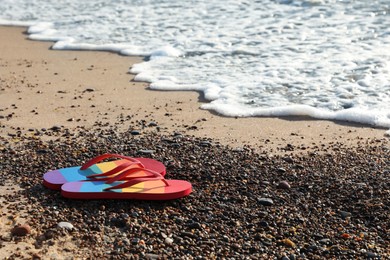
<box><xmin>61</xmin><ymin>168</ymin><xmax>192</xmax><ymax>200</ymax></box>
<box><xmin>43</xmin><ymin>154</ymin><xmax>166</xmax><ymax>190</ymax></box>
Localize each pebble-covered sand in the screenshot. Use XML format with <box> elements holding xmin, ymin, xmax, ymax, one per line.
<box><xmin>0</xmin><ymin>122</ymin><xmax>388</xmax><ymax>259</ymax></box>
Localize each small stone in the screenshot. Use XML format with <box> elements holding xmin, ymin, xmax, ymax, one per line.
<box><xmin>200</xmin><ymin>141</ymin><xmax>211</xmax><ymax>147</ymax></box>
<box><xmin>130</xmin><ymin>130</ymin><xmax>140</xmax><ymax>135</ymax></box>
<box><xmin>319</xmin><ymin>238</ymin><xmax>331</xmax><ymax>245</ymax></box>
<box><xmin>282</xmin><ymin>238</ymin><xmax>296</xmax><ymax>248</ymax></box>
<box><xmin>188</xmin><ymin>222</ymin><xmax>202</xmax><ymax>229</ymax></box>
<box><xmin>137</xmin><ymin>149</ymin><xmax>154</xmax><ymax>155</ymax></box>
<box><xmin>11</xmin><ymin>224</ymin><xmax>31</xmax><ymax>236</ymax></box>
<box><xmin>288</xmin><ymin>254</ymin><xmax>296</xmax><ymax>260</ymax></box>
<box><xmin>277</xmin><ymin>181</ymin><xmax>291</xmax><ymax>189</ymax></box>
<box><xmin>366</xmin><ymin>251</ymin><xmax>380</xmax><ymax>259</ymax></box>
<box><xmin>44</xmin><ymin>230</ymin><xmax>55</xmax><ymax>240</ymax></box>
<box><xmin>145</xmin><ymin>254</ymin><xmax>159</xmax><ymax>260</ymax></box>
<box><xmin>121</xmin><ymin>213</ymin><xmax>129</xmax><ymax>219</ymax></box>
<box><xmin>57</xmin><ymin>222</ymin><xmax>74</xmax><ymax>230</ymax></box>
<box><xmin>165</xmin><ymin>237</ymin><xmax>174</xmax><ymax>244</ymax></box>
<box><xmin>258</xmin><ymin>198</ymin><xmax>274</xmax><ymax>206</ymax></box>
<box><xmin>1</xmin><ymin>234</ymin><xmax>12</xmax><ymax>241</ymax></box>
<box><xmin>85</xmin><ymin>88</ymin><xmax>95</xmax><ymax>92</ymax></box>
<box><xmin>277</xmin><ymin>167</ymin><xmax>286</xmax><ymax>173</ymax></box>
<box><xmin>339</xmin><ymin>211</ymin><xmax>351</xmax><ymax>219</ymax></box>
<box><xmin>260</xmin><ymin>181</ymin><xmax>270</xmax><ymax>186</ymax></box>
<box><xmin>259</xmin><ymin>221</ymin><xmax>269</xmax><ymax>227</ymax></box>
<box><xmin>307</xmin><ymin>244</ymin><xmax>318</xmax><ymax>251</ymax></box>
<box><xmin>132</xmin><ymin>238</ymin><xmax>140</xmax><ymax>245</ymax></box>
<box><xmin>50</xmin><ymin>126</ymin><xmax>61</xmax><ymax>131</ymax></box>
<box><xmin>148</xmin><ymin>122</ymin><xmax>158</xmax><ymax>127</ymax></box>
<box><xmin>261</xmin><ymin>238</ymin><xmax>272</xmax><ymax>246</ymax></box>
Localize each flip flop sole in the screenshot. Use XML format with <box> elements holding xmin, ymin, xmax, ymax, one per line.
<box><xmin>43</xmin><ymin>158</ymin><xmax>166</xmax><ymax>190</ymax></box>
<box><xmin>61</xmin><ymin>180</ymin><xmax>192</xmax><ymax>200</ymax></box>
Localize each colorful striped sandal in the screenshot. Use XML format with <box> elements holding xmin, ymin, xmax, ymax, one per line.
<box><xmin>61</xmin><ymin>167</ymin><xmax>192</xmax><ymax>200</ymax></box>
<box><xmin>43</xmin><ymin>154</ymin><xmax>166</xmax><ymax>190</ymax></box>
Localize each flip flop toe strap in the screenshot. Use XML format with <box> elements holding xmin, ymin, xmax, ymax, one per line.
<box><xmin>103</xmin><ymin>177</ymin><xmax>169</xmax><ymax>191</ymax></box>
<box><xmin>106</xmin><ymin>167</ymin><xmax>164</xmax><ymax>183</ymax></box>
<box><xmin>87</xmin><ymin>161</ymin><xmax>141</xmax><ymax>178</ymax></box>
<box><xmin>80</xmin><ymin>153</ymin><xmax>145</xmax><ymax>170</ymax></box>
<box><xmin>103</xmin><ymin>167</ymin><xmax>169</xmax><ymax>191</ymax></box>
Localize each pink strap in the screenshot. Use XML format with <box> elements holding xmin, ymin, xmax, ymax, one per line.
<box><xmin>103</xmin><ymin>167</ymin><xmax>169</xmax><ymax>191</ymax></box>
<box><xmin>104</xmin><ymin>176</ymin><xmax>169</xmax><ymax>191</ymax></box>
<box><xmin>87</xmin><ymin>161</ymin><xmax>143</xmax><ymax>178</ymax></box>
<box><xmin>106</xmin><ymin>167</ymin><xmax>162</xmax><ymax>184</ymax></box>
<box><xmin>80</xmin><ymin>154</ymin><xmax>144</xmax><ymax>170</ymax></box>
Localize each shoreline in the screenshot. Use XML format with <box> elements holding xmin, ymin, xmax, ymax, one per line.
<box><xmin>0</xmin><ymin>25</ymin><xmax>388</xmax><ymax>155</ymax></box>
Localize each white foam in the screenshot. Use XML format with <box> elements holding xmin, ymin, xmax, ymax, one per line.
<box><xmin>0</xmin><ymin>19</ymin><xmax>33</xmax><ymax>27</ymax></box>
<box><xmin>150</xmin><ymin>46</ymin><xmax>183</xmax><ymax>58</ymax></box>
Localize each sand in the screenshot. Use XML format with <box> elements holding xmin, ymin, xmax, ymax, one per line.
<box><xmin>0</xmin><ymin>26</ymin><xmax>389</xmax><ymax>259</ymax></box>
<box><xmin>1</xmin><ymin>26</ymin><xmax>388</xmax><ymax>155</ymax></box>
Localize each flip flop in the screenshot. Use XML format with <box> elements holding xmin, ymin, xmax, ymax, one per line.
<box><xmin>43</xmin><ymin>154</ymin><xmax>166</xmax><ymax>190</ymax></box>
<box><xmin>61</xmin><ymin>167</ymin><xmax>192</xmax><ymax>200</ymax></box>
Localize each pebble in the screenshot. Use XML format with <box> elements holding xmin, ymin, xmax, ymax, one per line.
<box><xmin>165</xmin><ymin>237</ymin><xmax>174</xmax><ymax>244</ymax></box>
<box><xmin>307</xmin><ymin>244</ymin><xmax>318</xmax><ymax>251</ymax></box>
<box><xmin>36</xmin><ymin>149</ymin><xmax>48</xmax><ymax>154</ymax></box>
<box><xmin>145</xmin><ymin>254</ymin><xmax>159</xmax><ymax>260</ymax></box>
<box><xmin>319</xmin><ymin>238</ymin><xmax>331</xmax><ymax>245</ymax></box>
<box><xmin>282</xmin><ymin>157</ymin><xmax>294</xmax><ymax>163</ymax></box>
<box><xmin>187</xmin><ymin>222</ymin><xmax>202</xmax><ymax>229</ymax></box>
<box><xmin>137</xmin><ymin>149</ymin><xmax>154</xmax><ymax>155</ymax></box>
<box><xmin>259</xmin><ymin>221</ymin><xmax>269</xmax><ymax>227</ymax></box>
<box><xmin>1</xmin><ymin>234</ymin><xmax>12</xmax><ymax>241</ymax></box>
<box><xmin>199</xmin><ymin>141</ymin><xmax>211</xmax><ymax>147</ymax></box>
<box><xmin>339</xmin><ymin>211</ymin><xmax>351</xmax><ymax>219</ymax></box>
<box><xmin>260</xmin><ymin>181</ymin><xmax>270</xmax><ymax>186</ymax></box>
<box><xmin>57</xmin><ymin>222</ymin><xmax>74</xmax><ymax>230</ymax></box>
<box><xmin>50</xmin><ymin>126</ymin><xmax>61</xmax><ymax>131</ymax></box>
<box><xmin>130</xmin><ymin>130</ymin><xmax>140</xmax><ymax>135</ymax></box>
<box><xmin>366</xmin><ymin>251</ymin><xmax>380</xmax><ymax>259</ymax></box>
<box><xmin>258</xmin><ymin>198</ymin><xmax>274</xmax><ymax>206</ymax></box>
<box><xmin>277</xmin><ymin>181</ymin><xmax>291</xmax><ymax>189</ymax></box>
<box><xmin>132</xmin><ymin>238</ymin><xmax>140</xmax><ymax>245</ymax></box>
<box><xmin>148</xmin><ymin>121</ymin><xmax>158</xmax><ymax>127</ymax></box>
<box><xmin>282</xmin><ymin>238</ymin><xmax>296</xmax><ymax>248</ymax></box>
<box><xmin>11</xmin><ymin>224</ymin><xmax>31</xmax><ymax>236</ymax></box>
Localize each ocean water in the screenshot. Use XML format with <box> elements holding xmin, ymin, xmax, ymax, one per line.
<box><xmin>1</xmin><ymin>0</ymin><xmax>390</xmax><ymax>131</ymax></box>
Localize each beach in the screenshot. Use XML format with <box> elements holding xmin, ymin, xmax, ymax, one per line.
<box><xmin>0</xmin><ymin>26</ymin><xmax>389</xmax><ymax>259</ymax></box>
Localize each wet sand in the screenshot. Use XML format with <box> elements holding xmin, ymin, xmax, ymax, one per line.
<box><xmin>0</xmin><ymin>26</ymin><xmax>389</xmax><ymax>259</ymax></box>
<box><xmin>0</xmin><ymin>26</ymin><xmax>388</xmax><ymax>155</ymax></box>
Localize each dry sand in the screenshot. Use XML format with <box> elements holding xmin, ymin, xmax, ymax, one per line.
<box><xmin>0</xmin><ymin>26</ymin><xmax>389</xmax><ymax>259</ymax></box>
